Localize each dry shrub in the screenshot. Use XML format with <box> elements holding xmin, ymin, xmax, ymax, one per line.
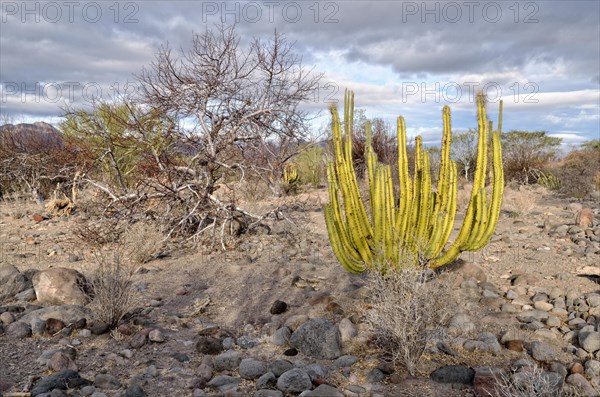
<box><xmin>493</xmin><ymin>364</ymin><xmax>585</xmax><ymax>397</ymax></box>
<box><xmin>554</xmin><ymin>149</ymin><xmax>600</xmax><ymax>198</ymax></box>
<box><xmin>367</xmin><ymin>266</ymin><xmax>453</xmax><ymax>376</ymax></box>
<box><xmin>122</xmin><ymin>222</ymin><xmax>165</xmax><ymax>264</ymax></box>
<box><xmin>45</xmin><ymin>197</ymin><xmax>75</xmax><ymax>216</ymax></box>
<box><xmin>88</xmin><ymin>248</ymin><xmax>138</xmax><ymax>328</ymax></box>
<box><xmin>502</xmin><ymin>185</ymin><xmax>539</xmax><ymax>216</ymax></box>
<box><xmin>73</xmin><ymin>219</ymin><xmax>125</xmax><ymax>248</ymax></box>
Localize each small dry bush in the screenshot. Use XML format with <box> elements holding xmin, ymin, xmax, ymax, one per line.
<box><xmin>367</xmin><ymin>265</ymin><xmax>453</xmax><ymax>376</ymax></box>
<box><xmin>88</xmin><ymin>248</ymin><xmax>138</xmax><ymax>328</ymax></box>
<box><xmin>493</xmin><ymin>364</ymin><xmax>584</xmax><ymax>397</ymax></box>
<box><xmin>122</xmin><ymin>222</ymin><xmax>166</xmax><ymax>264</ymax></box>
<box><xmin>502</xmin><ymin>184</ymin><xmax>539</xmax><ymax>216</ymax></box>
<box><xmin>554</xmin><ymin>149</ymin><xmax>600</xmax><ymax>198</ymax></box>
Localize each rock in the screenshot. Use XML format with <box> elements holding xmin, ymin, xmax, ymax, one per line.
<box><xmin>81</xmin><ymin>385</ymin><xmax>96</xmax><ymax>396</ymax></box>
<box><xmin>303</xmin><ymin>363</ymin><xmax>328</xmax><ymax>381</ymax></box>
<box><xmin>448</xmin><ymin>313</ymin><xmax>475</xmax><ymax>336</ymax></box>
<box><xmin>270</xmin><ymin>359</ymin><xmax>294</xmax><ymax>377</ymax></box>
<box><xmin>576</xmin><ymin>208</ymin><xmax>594</xmax><ymax>228</ymax></box>
<box><xmin>196</xmin><ymin>336</ymin><xmax>224</xmax><ymax>355</ymax></box>
<box><xmin>20</xmin><ymin>305</ymin><xmax>91</xmax><ymax>325</ymax></box>
<box><xmin>504</xmin><ymin>340</ymin><xmax>524</xmax><ymax>352</ymax></box>
<box><xmin>430</xmin><ymin>365</ymin><xmax>475</xmax><ymax>385</ymax></box>
<box><xmin>333</xmin><ymin>355</ymin><xmax>358</xmax><ymax>368</ymax></box>
<box><xmin>6</xmin><ymin>321</ymin><xmax>31</xmax><ymax>339</ymax></box>
<box><xmin>239</xmin><ymin>358</ymin><xmax>268</xmax><ymax>380</ymax></box>
<box><xmin>129</xmin><ymin>332</ymin><xmax>148</xmax><ymax>349</ymax></box>
<box><xmin>46</xmin><ymin>318</ymin><xmax>66</xmax><ymax>334</ymax></box>
<box><xmin>256</xmin><ymin>372</ymin><xmax>277</xmax><ymax>389</ymax></box>
<box><xmin>277</xmin><ymin>369</ymin><xmax>312</xmax><ymax>393</ymax></box>
<box><xmin>367</xmin><ymin>368</ymin><xmax>385</xmax><ymax>382</ymax></box>
<box><xmin>284</xmin><ymin>315</ymin><xmax>309</xmax><ymax>331</ymax></box>
<box><xmin>50</xmin><ymin>351</ymin><xmax>78</xmax><ymax>372</ymax></box>
<box><xmin>283</xmin><ymin>348</ymin><xmax>298</xmax><ymax>356</ymax></box>
<box><xmin>94</xmin><ymin>374</ymin><xmax>122</xmax><ymax>390</ymax></box>
<box><xmin>290</xmin><ymin>318</ymin><xmax>342</xmax><ymax>359</ymax></box>
<box><xmin>338</xmin><ymin>318</ymin><xmax>357</xmax><ymax>342</ymax></box>
<box><xmin>207</xmin><ymin>375</ymin><xmax>241</xmax><ymax>391</ymax></box>
<box><xmin>237</xmin><ymin>335</ymin><xmax>259</xmax><ymax>349</ymax></box>
<box><xmin>148</xmin><ymin>329</ymin><xmax>165</xmax><ymax>343</ymax></box>
<box><xmin>587</xmin><ymin>294</ymin><xmax>600</xmax><ymax>308</ymax></box>
<box><xmin>452</xmin><ymin>262</ymin><xmax>488</xmax><ymax>283</ymax></box>
<box><xmin>272</xmin><ymin>327</ymin><xmax>292</xmax><ymax>346</ymax></box>
<box><xmin>585</xmin><ymin>360</ymin><xmax>600</xmax><ymax>378</ymax></box>
<box><xmin>123</xmin><ymin>383</ymin><xmax>146</xmax><ymax>397</ymax></box>
<box><xmin>529</xmin><ymin>341</ymin><xmax>560</xmax><ymax>363</ymax></box>
<box><xmin>0</xmin><ymin>264</ymin><xmax>32</xmax><ymax>299</ymax></box>
<box><xmin>31</xmin><ymin>370</ymin><xmax>92</xmax><ymax>395</ymax></box>
<box><xmin>90</xmin><ymin>322</ymin><xmax>109</xmax><ymax>335</ymax></box>
<box><xmin>579</xmin><ymin>331</ymin><xmax>600</xmax><ymax>353</ymax></box>
<box><xmin>566</xmin><ymin>373</ymin><xmax>598</xmax><ymax>396</ymax></box>
<box><xmin>32</xmin><ymin>267</ymin><xmax>92</xmax><ymax>305</ymax></box>
<box><xmin>31</xmin><ymin>317</ymin><xmax>45</xmax><ymax>336</ymax></box>
<box><xmin>15</xmin><ymin>287</ymin><xmax>36</xmax><ymax>301</ymax></box>
<box><xmin>270</xmin><ymin>300</ymin><xmax>288</xmax><ymax>315</ymax></box>
<box><xmin>0</xmin><ymin>311</ymin><xmax>15</xmax><ymax>324</ymax></box>
<box><xmin>304</xmin><ymin>384</ymin><xmax>344</xmax><ymax>397</ymax></box>
<box><xmin>214</xmin><ymin>350</ymin><xmax>242</xmax><ymax>371</ymax></box>
<box><xmin>534</xmin><ymin>301</ymin><xmax>554</xmax><ymax>311</ymax></box>
<box><xmin>197</xmin><ymin>362</ymin><xmax>213</xmax><ymax>384</ymax></box>
<box><xmin>570</xmin><ymin>362</ymin><xmax>585</xmax><ymax>375</ymax></box>
<box><xmin>171</xmin><ymin>352</ymin><xmax>189</xmax><ymax>363</ymax></box>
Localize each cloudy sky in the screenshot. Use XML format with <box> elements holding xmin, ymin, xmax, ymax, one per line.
<box><xmin>1</xmin><ymin>0</ymin><xmax>599</xmax><ymax>146</ymax></box>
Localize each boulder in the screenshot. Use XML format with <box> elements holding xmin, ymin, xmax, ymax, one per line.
<box><xmin>290</xmin><ymin>318</ymin><xmax>342</xmax><ymax>359</ymax></box>
<box><xmin>32</xmin><ymin>267</ymin><xmax>92</xmax><ymax>305</ymax></box>
<box><xmin>0</xmin><ymin>264</ymin><xmax>32</xmax><ymax>299</ymax></box>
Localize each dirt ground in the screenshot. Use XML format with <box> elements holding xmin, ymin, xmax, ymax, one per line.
<box><xmin>0</xmin><ymin>186</ymin><xmax>598</xmax><ymax>396</ymax></box>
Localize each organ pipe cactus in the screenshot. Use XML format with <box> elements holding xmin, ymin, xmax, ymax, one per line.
<box><xmin>324</xmin><ymin>90</ymin><xmax>504</xmax><ymax>273</ymax></box>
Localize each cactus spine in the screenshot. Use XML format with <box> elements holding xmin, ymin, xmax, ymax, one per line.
<box><xmin>324</xmin><ymin>90</ymin><xmax>504</xmax><ymax>272</ymax></box>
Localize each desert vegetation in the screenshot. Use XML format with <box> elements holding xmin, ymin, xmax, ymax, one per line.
<box><xmin>1</xmin><ymin>23</ymin><xmax>599</xmax><ymax>397</ymax></box>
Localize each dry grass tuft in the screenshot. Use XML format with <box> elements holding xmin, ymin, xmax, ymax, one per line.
<box><xmin>493</xmin><ymin>364</ymin><xmax>585</xmax><ymax>397</ymax></box>
<box><xmin>501</xmin><ymin>185</ymin><xmax>541</xmax><ymax>216</ymax></box>
<box><xmin>366</xmin><ymin>266</ymin><xmax>454</xmax><ymax>376</ymax></box>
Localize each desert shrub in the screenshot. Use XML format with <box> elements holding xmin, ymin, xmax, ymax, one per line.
<box><xmin>554</xmin><ymin>148</ymin><xmax>600</xmax><ymax>198</ymax></box>
<box><xmin>0</xmin><ymin>122</ymin><xmax>83</xmax><ymax>200</ymax></box>
<box><xmin>123</xmin><ymin>222</ymin><xmax>166</xmax><ymax>264</ymax></box>
<box><xmin>532</xmin><ymin>169</ymin><xmax>562</xmax><ymax>191</ymax></box>
<box><xmin>493</xmin><ymin>364</ymin><xmax>585</xmax><ymax>397</ymax></box>
<box><xmin>501</xmin><ymin>131</ymin><xmax>562</xmax><ymax>184</ymax></box>
<box><xmin>88</xmin><ymin>248</ymin><xmax>138</xmax><ymax>328</ymax></box>
<box><xmin>501</xmin><ymin>185</ymin><xmax>539</xmax><ymax>216</ymax></box>
<box><xmin>295</xmin><ymin>145</ymin><xmax>325</xmax><ymax>187</ymax></box>
<box><xmin>367</xmin><ymin>266</ymin><xmax>453</xmax><ymax>376</ymax></box>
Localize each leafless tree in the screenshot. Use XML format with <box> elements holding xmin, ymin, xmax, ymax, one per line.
<box><xmin>138</xmin><ymin>24</ymin><xmax>322</xmax><ymax>196</ymax></box>
<box><xmin>451</xmin><ymin>129</ymin><xmax>478</xmax><ymax>181</ymax></box>
<box><xmin>61</xmin><ymin>25</ymin><xmax>323</xmax><ymax>247</ymax></box>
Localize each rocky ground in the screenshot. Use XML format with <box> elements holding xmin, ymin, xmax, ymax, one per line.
<box><xmin>0</xmin><ymin>186</ymin><xmax>599</xmax><ymax>397</ymax></box>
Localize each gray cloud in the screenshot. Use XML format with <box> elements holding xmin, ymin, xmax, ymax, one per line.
<box><xmin>0</xmin><ymin>0</ymin><xmax>598</xmax><ymax>143</ymax></box>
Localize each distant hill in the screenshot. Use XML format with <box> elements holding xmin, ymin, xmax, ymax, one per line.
<box><xmin>0</xmin><ymin>122</ymin><xmax>63</xmax><ymax>153</ymax></box>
